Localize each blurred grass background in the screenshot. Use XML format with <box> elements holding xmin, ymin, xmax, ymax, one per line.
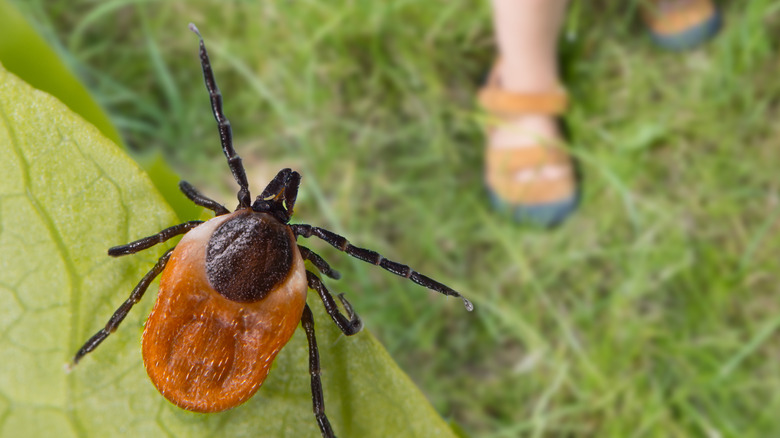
<box><xmin>10</xmin><ymin>0</ymin><xmax>780</xmax><ymax>436</ymax></box>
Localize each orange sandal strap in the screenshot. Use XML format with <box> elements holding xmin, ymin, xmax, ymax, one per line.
<box><xmin>485</xmin><ymin>146</ymin><xmax>574</xmax><ymax>204</ymax></box>
<box><xmin>486</xmin><ymin>144</ymin><xmax>570</xmax><ymax>169</ymax></box>
<box><xmin>478</xmin><ymin>61</ymin><xmax>568</xmax><ymax>117</ymax></box>
<box><xmin>478</xmin><ymin>88</ymin><xmax>568</xmax><ymax>117</ymax></box>
<box><xmin>488</xmin><ymin>175</ymin><xmax>574</xmax><ymax>204</ymax></box>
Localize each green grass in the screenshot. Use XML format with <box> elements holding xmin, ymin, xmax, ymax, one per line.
<box><xmin>12</xmin><ymin>0</ymin><xmax>780</xmax><ymax>436</ymax></box>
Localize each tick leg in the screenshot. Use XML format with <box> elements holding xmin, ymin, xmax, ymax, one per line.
<box><xmin>179</xmin><ymin>181</ymin><xmax>230</xmax><ymax>215</ymax></box>
<box><xmin>301</xmin><ymin>303</ymin><xmax>336</xmax><ymax>438</ymax></box>
<box><xmin>299</xmin><ymin>245</ymin><xmax>341</xmax><ymax>280</ymax></box>
<box><xmin>72</xmin><ymin>249</ymin><xmax>173</xmax><ymax>365</ymax></box>
<box><xmin>189</xmin><ymin>24</ymin><xmax>251</xmax><ymax>209</ymax></box>
<box><xmin>107</xmin><ymin>221</ymin><xmax>203</xmax><ymax>256</ymax></box>
<box><xmin>307</xmin><ymin>271</ymin><xmax>362</xmax><ymax>336</ymax></box>
<box><xmin>292</xmin><ymin>224</ymin><xmax>473</xmax><ymax>311</ymax></box>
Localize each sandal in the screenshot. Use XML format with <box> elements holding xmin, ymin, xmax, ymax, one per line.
<box><xmin>478</xmin><ymin>63</ymin><xmax>579</xmax><ymax>226</ymax></box>
<box><xmin>643</xmin><ymin>0</ymin><xmax>722</xmax><ymax>50</ymax></box>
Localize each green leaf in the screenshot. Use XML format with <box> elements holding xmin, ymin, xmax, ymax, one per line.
<box><xmin>0</xmin><ymin>64</ymin><xmax>458</xmax><ymax>437</ymax></box>
<box><xmin>0</xmin><ymin>0</ymin><xmax>121</xmax><ymax>146</ymax></box>
<box><xmin>0</xmin><ymin>0</ymin><xmax>202</xmax><ymax>222</ymax></box>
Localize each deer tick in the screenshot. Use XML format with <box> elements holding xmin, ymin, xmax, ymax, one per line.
<box><xmin>71</xmin><ymin>23</ymin><xmax>472</xmax><ymax>438</ymax></box>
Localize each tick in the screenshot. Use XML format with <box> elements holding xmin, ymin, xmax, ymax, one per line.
<box><xmin>71</xmin><ymin>23</ymin><xmax>472</xmax><ymax>438</ymax></box>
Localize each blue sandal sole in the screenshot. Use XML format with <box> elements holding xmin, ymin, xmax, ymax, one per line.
<box><xmin>488</xmin><ymin>188</ymin><xmax>580</xmax><ymax>228</ymax></box>
<box><xmin>650</xmin><ymin>8</ymin><xmax>722</xmax><ymax>50</ymax></box>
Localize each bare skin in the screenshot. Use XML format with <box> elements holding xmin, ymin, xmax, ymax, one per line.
<box><xmin>489</xmin><ymin>0</ymin><xmax>569</xmax><ymax>153</ymax></box>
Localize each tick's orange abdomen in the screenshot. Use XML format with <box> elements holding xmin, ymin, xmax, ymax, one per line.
<box><xmin>142</xmin><ymin>213</ymin><xmax>308</xmax><ymax>413</ymax></box>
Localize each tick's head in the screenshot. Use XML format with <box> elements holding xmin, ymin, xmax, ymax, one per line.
<box><xmin>249</xmin><ymin>168</ymin><xmax>301</xmax><ymax>224</ymax></box>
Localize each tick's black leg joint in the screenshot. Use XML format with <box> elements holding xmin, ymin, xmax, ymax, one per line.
<box><xmin>300</xmin><ymin>304</ymin><xmax>336</xmax><ymax>438</ymax></box>
<box><xmin>108</xmin><ymin>221</ymin><xmax>203</xmax><ymax>257</ymax></box>
<box><xmin>299</xmin><ymin>245</ymin><xmax>341</xmax><ymax>279</ymax></box>
<box><xmin>237</xmin><ymin>187</ymin><xmax>251</xmax><ymax>210</ymax></box>
<box><xmin>72</xmin><ymin>249</ymin><xmax>174</xmax><ymax>366</ymax></box>
<box><xmin>307</xmin><ymin>271</ymin><xmax>362</xmax><ymax>336</ymax></box>
<box><xmin>189</xmin><ymin>23</ymin><xmax>251</xmax><ymax>209</ymax></box>
<box><xmin>336</xmin><ymin>293</ymin><xmax>357</xmax><ymax>321</ymax></box>
<box><xmin>292</xmin><ymin>224</ymin><xmax>473</xmax><ymax>311</ymax></box>
<box><xmin>179</xmin><ymin>181</ymin><xmax>230</xmax><ymax>216</ymax></box>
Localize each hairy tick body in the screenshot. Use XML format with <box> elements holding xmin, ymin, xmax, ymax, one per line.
<box><xmin>144</xmin><ymin>211</ymin><xmax>307</xmax><ymax>413</ymax></box>
<box><xmin>71</xmin><ymin>23</ymin><xmax>472</xmax><ymax>438</ymax></box>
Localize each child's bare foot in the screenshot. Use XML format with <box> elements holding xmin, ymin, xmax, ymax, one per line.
<box><xmin>485</xmin><ymin>0</ymin><xmax>578</xmax><ymax>226</ymax></box>
<box><xmin>479</xmin><ymin>63</ymin><xmax>577</xmax><ymax>226</ymax></box>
